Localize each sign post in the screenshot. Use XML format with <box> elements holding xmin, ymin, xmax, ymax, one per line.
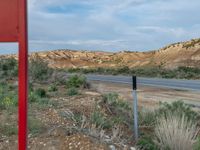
<box><xmin>18</xmin><ymin>0</ymin><xmax>28</xmax><ymax>150</ymax></box>
<box><xmin>132</xmin><ymin>76</ymin><xmax>139</xmax><ymax>140</ymax></box>
<box><xmin>0</xmin><ymin>0</ymin><xmax>28</xmax><ymax>149</ymax></box>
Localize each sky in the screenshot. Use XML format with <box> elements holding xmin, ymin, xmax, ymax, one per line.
<box><xmin>1</xmin><ymin>0</ymin><xmax>200</xmax><ymax>54</ymax></box>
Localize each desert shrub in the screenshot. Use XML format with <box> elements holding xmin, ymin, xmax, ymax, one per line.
<box><xmin>137</xmin><ymin>135</ymin><xmax>159</xmax><ymax>150</ymax></box>
<box><xmin>67</xmin><ymin>87</ymin><xmax>79</xmax><ymax>96</ymax></box>
<box><xmin>29</xmin><ymin>90</ymin><xmax>57</xmax><ymax>108</ymax></box>
<box><xmin>0</xmin><ymin>80</ymin><xmax>6</xmax><ymax>86</ymax></box>
<box><xmin>29</xmin><ymin>81</ymin><xmax>34</xmax><ymax>92</ymax></box>
<box><xmin>34</xmin><ymin>88</ymin><xmax>47</xmax><ymax>98</ymax></box>
<box><xmin>82</xmin><ymin>68</ymin><xmax>95</xmax><ymax>74</ymax></box>
<box><xmin>156</xmin><ymin>101</ymin><xmax>199</xmax><ymax>122</ymax></box>
<box><xmin>116</xmin><ymin>66</ymin><xmax>130</xmax><ymax>74</ymax></box>
<box><xmin>29</xmin><ymin>91</ymin><xmax>38</xmax><ymax>103</ymax></box>
<box><xmin>56</xmin><ymin>78</ymin><xmax>67</xmax><ymax>85</ymax></box>
<box><xmin>29</xmin><ymin>56</ymin><xmax>53</xmax><ymax>81</ymax></box>
<box><xmin>0</xmin><ymin>58</ymin><xmax>17</xmax><ymax>71</ymax></box>
<box><xmin>134</xmin><ymin>67</ymin><xmax>161</xmax><ymax>77</ymax></box>
<box><xmin>183</xmin><ymin>39</ymin><xmax>200</xmax><ymax>49</ymax></box>
<box><xmin>90</xmin><ymin>95</ymin><xmax>130</xmax><ymax>129</ymax></box>
<box><xmin>66</xmin><ymin>74</ymin><xmax>89</xmax><ymax>88</ymax></box>
<box><xmin>0</xmin><ymin>82</ymin><xmax>18</xmax><ymax>110</ymax></box>
<box><xmin>194</xmin><ymin>137</ymin><xmax>200</xmax><ymax>150</ymax></box>
<box><xmin>48</xmin><ymin>84</ymin><xmax>58</xmax><ymax>92</ymax></box>
<box><xmin>103</xmin><ymin>93</ymin><xmax>131</xmax><ymax>110</ymax></box>
<box><xmin>59</xmin><ymin>110</ymin><xmax>83</xmax><ymax>126</ymax></box>
<box><xmin>90</xmin><ymin>110</ymin><xmax>111</xmax><ymax>129</ymax></box>
<box><xmin>0</xmin><ymin>58</ymin><xmax>18</xmax><ymax>78</ymax></box>
<box><xmin>37</xmin><ymin>98</ymin><xmax>51</xmax><ymax>106</ymax></box>
<box><xmin>73</xmin><ymin>112</ymin><xmax>83</xmax><ymax>125</ymax></box>
<box><xmin>0</xmin><ymin>97</ymin><xmax>18</xmax><ymax>109</ymax></box>
<box><xmin>28</xmin><ymin>117</ymin><xmax>45</xmax><ymax>135</ymax></box>
<box><xmin>51</xmin><ymin>71</ymin><xmax>67</xmax><ymax>85</ymax></box>
<box><xmin>154</xmin><ymin>113</ymin><xmax>199</xmax><ymax>150</ymax></box>
<box><xmin>66</xmin><ymin>66</ymin><xmax>200</xmax><ymax>79</ymax></box>
<box><xmin>103</xmin><ymin>93</ymin><xmax>119</xmax><ymax>105</ymax></box>
<box><xmin>101</xmin><ymin>93</ymin><xmax>132</xmax><ymax>127</ymax></box>
<box><xmin>67</xmin><ymin>68</ymin><xmax>81</xmax><ymax>73</ymax></box>
<box><xmin>139</xmin><ymin>109</ymin><xmax>156</xmax><ymax>127</ymax></box>
<box><xmin>0</xmin><ymin>124</ymin><xmax>18</xmax><ymax>136</ymax></box>
<box><xmin>160</xmin><ymin>69</ymin><xmax>177</xmax><ymax>78</ymax></box>
<box><xmin>176</xmin><ymin>66</ymin><xmax>200</xmax><ymax>79</ymax></box>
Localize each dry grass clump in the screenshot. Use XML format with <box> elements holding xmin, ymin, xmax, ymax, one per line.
<box><xmin>154</xmin><ymin>113</ymin><xmax>199</xmax><ymax>150</ymax></box>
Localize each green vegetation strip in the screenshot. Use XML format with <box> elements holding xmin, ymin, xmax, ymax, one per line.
<box><xmin>67</xmin><ymin>66</ymin><xmax>200</xmax><ymax>79</ymax></box>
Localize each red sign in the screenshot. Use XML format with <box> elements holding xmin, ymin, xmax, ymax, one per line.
<box><xmin>0</xmin><ymin>0</ymin><xmax>28</xmax><ymax>150</ymax></box>
<box><xmin>0</xmin><ymin>0</ymin><xmax>19</xmax><ymax>42</ymax></box>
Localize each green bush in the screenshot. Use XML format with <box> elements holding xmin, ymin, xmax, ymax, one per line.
<box><xmin>28</xmin><ymin>117</ymin><xmax>45</xmax><ymax>135</ymax></box>
<box><xmin>101</xmin><ymin>93</ymin><xmax>132</xmax><ymax>127</ymax></box>
<box><xmin>52</xmin><ymin>71</ymin><xmax>67</xmax><ymax>85</ymax></box>
<box><xmin>0</xmin><ymin>58</ymin><xmax>18</xmax><ymax>78</ymax></box>
<box><xmin>103</xmin><ymin>93</ymin><xmax>130</xmax><ymax>110</ymax></box>
<box><xmin>0</xmin><ymin>97</ymin><xmax>18</xmax><ymax>109</ymax></box>
<box><xmin>0</xmin><ymin>82</ymin><xmax>18</xmax><ymax>110</ymax></box>
<box><xmin>176</xmin><ymin>66</ymin><xmax>200</xmax><ymax>79</ymax></box>
<box><xmin>48</xmin><ymin>84</ymin><xmax>58</xmax><ymax>92</ymax></box>
<box><xmin>156</xmin><ymin>101</ymin><xmax>199</xmax><ymax>122</ymax></box>
<box><xmin>66</xmin><ymin>74</ymin><xmax>89</xmax><ymax>88</ymax></box>
<box><xmin>29</xmin><ymin>93</ymin><xmax>56</xmax><ymax>108</ymax></box>
<box><xmin>29</xmin><ymin>82</ymin><xmax>34</xmax><ymax>92</ymax></box>
<box><xmin>29</xmin><ymin>91</ymin><xmax>38</xmax><ymax>103</ymax></box>
<box><xmin>29</xmin><ymin>56</ymin><xmax>53</xmax><ymax>81</ymax></box>
<box><xmin>116</xmin><ymin>66</ymin><xmax>130</xmax><ymax>74</ymax></box>
<box><xmin>139</xmin><ymin>109</ymin><xmax>156</xmax><ymax>127</ymax></box>
<box><xmin>103</xmin><ymin>93</ymin><xmax>119</xmax><ymax>105</ymax></box>
<box><xmin>67</xmin><ymin>87</ymin><xmax>79</xmax><ymax>96</ymax></box>
<box><xmin>66</xmin><ymin>66</ymin><xmax>200</xmax><ymax>79</ymax></box>
<box><xmin>90</xmin><ymin>110</ymin><xmax>111</xmax><ymax>129</ymax></box>
<box><xmin>34</xmin><ymin>88</ymin><xmax>47</xmax><ymax>98</ymax></box>
<box><xmin>0</xmin><ymin>124</ymin><xmax>18</xmax><ymax>136</ymax></box>
<box><xmin>37</xmin><ymin>98</ymin><xmax>51</xmax><ymax>106</ymax></box>
<box><xmin>137</xmin><ymin>135</ymin><xmax>159</xmax><ymax>150</ymax></box>
<box><xmin>194</xmin><ymin>137</ymin><xmax>200</xmax><ymax>150</ymax></box>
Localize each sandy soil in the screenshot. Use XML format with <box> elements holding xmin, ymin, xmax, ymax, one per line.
<box><xmin>91</xmin><ymin>81</ymin><xmax>200</xmax><ymax>110</ymax></box>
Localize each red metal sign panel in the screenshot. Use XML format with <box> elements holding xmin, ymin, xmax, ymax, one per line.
<box><xmin>0</xmin><ymin>0</ymin><xmax>28</xmax><ymax>150</ymax></box>
<box><xmin>0</xmin><ymin>0</ymin><xmax>19</xmax><ymax>42</ymax></box>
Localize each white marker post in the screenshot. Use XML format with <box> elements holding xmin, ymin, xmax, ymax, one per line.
<box><xmin>132</xmin><ymin>76</ymin><xmax>139</xmax><ymax>140</ymax></box>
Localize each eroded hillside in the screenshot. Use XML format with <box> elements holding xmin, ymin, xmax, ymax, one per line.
<box><xmin>1</xmin><ymin>38</ymin><xmax>200</xmax><ymax>69</ymax></box>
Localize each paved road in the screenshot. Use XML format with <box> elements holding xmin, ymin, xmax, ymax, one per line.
<box><xmin>86</xmin><ymin>74</ymin><xmax>200</xmax><ymax>91</ymax></box>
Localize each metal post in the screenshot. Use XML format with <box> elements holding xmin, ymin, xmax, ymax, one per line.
<box><xmin>0</xmin><ymin>0</ymin><xmax>28</xmax><ymax>149</ymax></box>
<box><xmin>18</xmin><ymin>0</ymin><xmax>28</xmax><ymax>149</ymax></box>
<box><xmin>132</xmin><ymin>76</ymin><xmax>139</xmax><ymax>140</ymax></box>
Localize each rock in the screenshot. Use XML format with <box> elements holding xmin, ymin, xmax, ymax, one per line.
<box><xmin>109</xmin><ymin>145</ymin><xmax>116</xmax><ymax>150</ymax></box>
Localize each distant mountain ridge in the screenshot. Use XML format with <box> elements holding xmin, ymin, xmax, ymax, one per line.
<box><xmin>1</xmin><ymin>38</ymin><xmax>200</xmax><ymax>69</ymax></box>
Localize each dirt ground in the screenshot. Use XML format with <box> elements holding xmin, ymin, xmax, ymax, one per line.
<box><xmin>0</xmin><ymin>93</ymin><xmax>112</xmax><ymax>150</ymax></box>
<box><xmin>1</xmin><ymin>80</ymin><xmax>200</xmax><ymax>150</ymax></box>
<box><xmin>0</xmin><ymin>85</ymin><xmax>134</xmax><ymax>150</ymax></box>
<box><xmin>91</xmin><ymin>81</ymin><xmax>200</xmax><ymax>110</ymax></box>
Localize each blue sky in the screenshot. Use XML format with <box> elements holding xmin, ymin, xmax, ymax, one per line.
<box><xmin>1</xmin><ymin>0</ymin><xmax>200</xmax><ymax>54</ymax></box>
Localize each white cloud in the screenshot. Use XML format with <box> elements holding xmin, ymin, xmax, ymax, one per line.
<box><xmin>25</xmin><ymin>0</ymin><xmax>200</xmax><ymax>51</ymax></box>
<box><xmin>1</xmin><ymin>0</ymin><xmax>200</xmax><ymax>54</ymax></box>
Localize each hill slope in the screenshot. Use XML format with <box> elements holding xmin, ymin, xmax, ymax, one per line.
<box><xmin>1</xmin><ymin>38</ymin><xmax>200</xmax><ymax>69</ymax></box>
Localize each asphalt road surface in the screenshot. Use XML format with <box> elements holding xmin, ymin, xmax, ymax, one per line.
<box><xmin>86</xmin><ymin>74</ymin><xmax>200</xmax><ymax>91</ymax></box>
